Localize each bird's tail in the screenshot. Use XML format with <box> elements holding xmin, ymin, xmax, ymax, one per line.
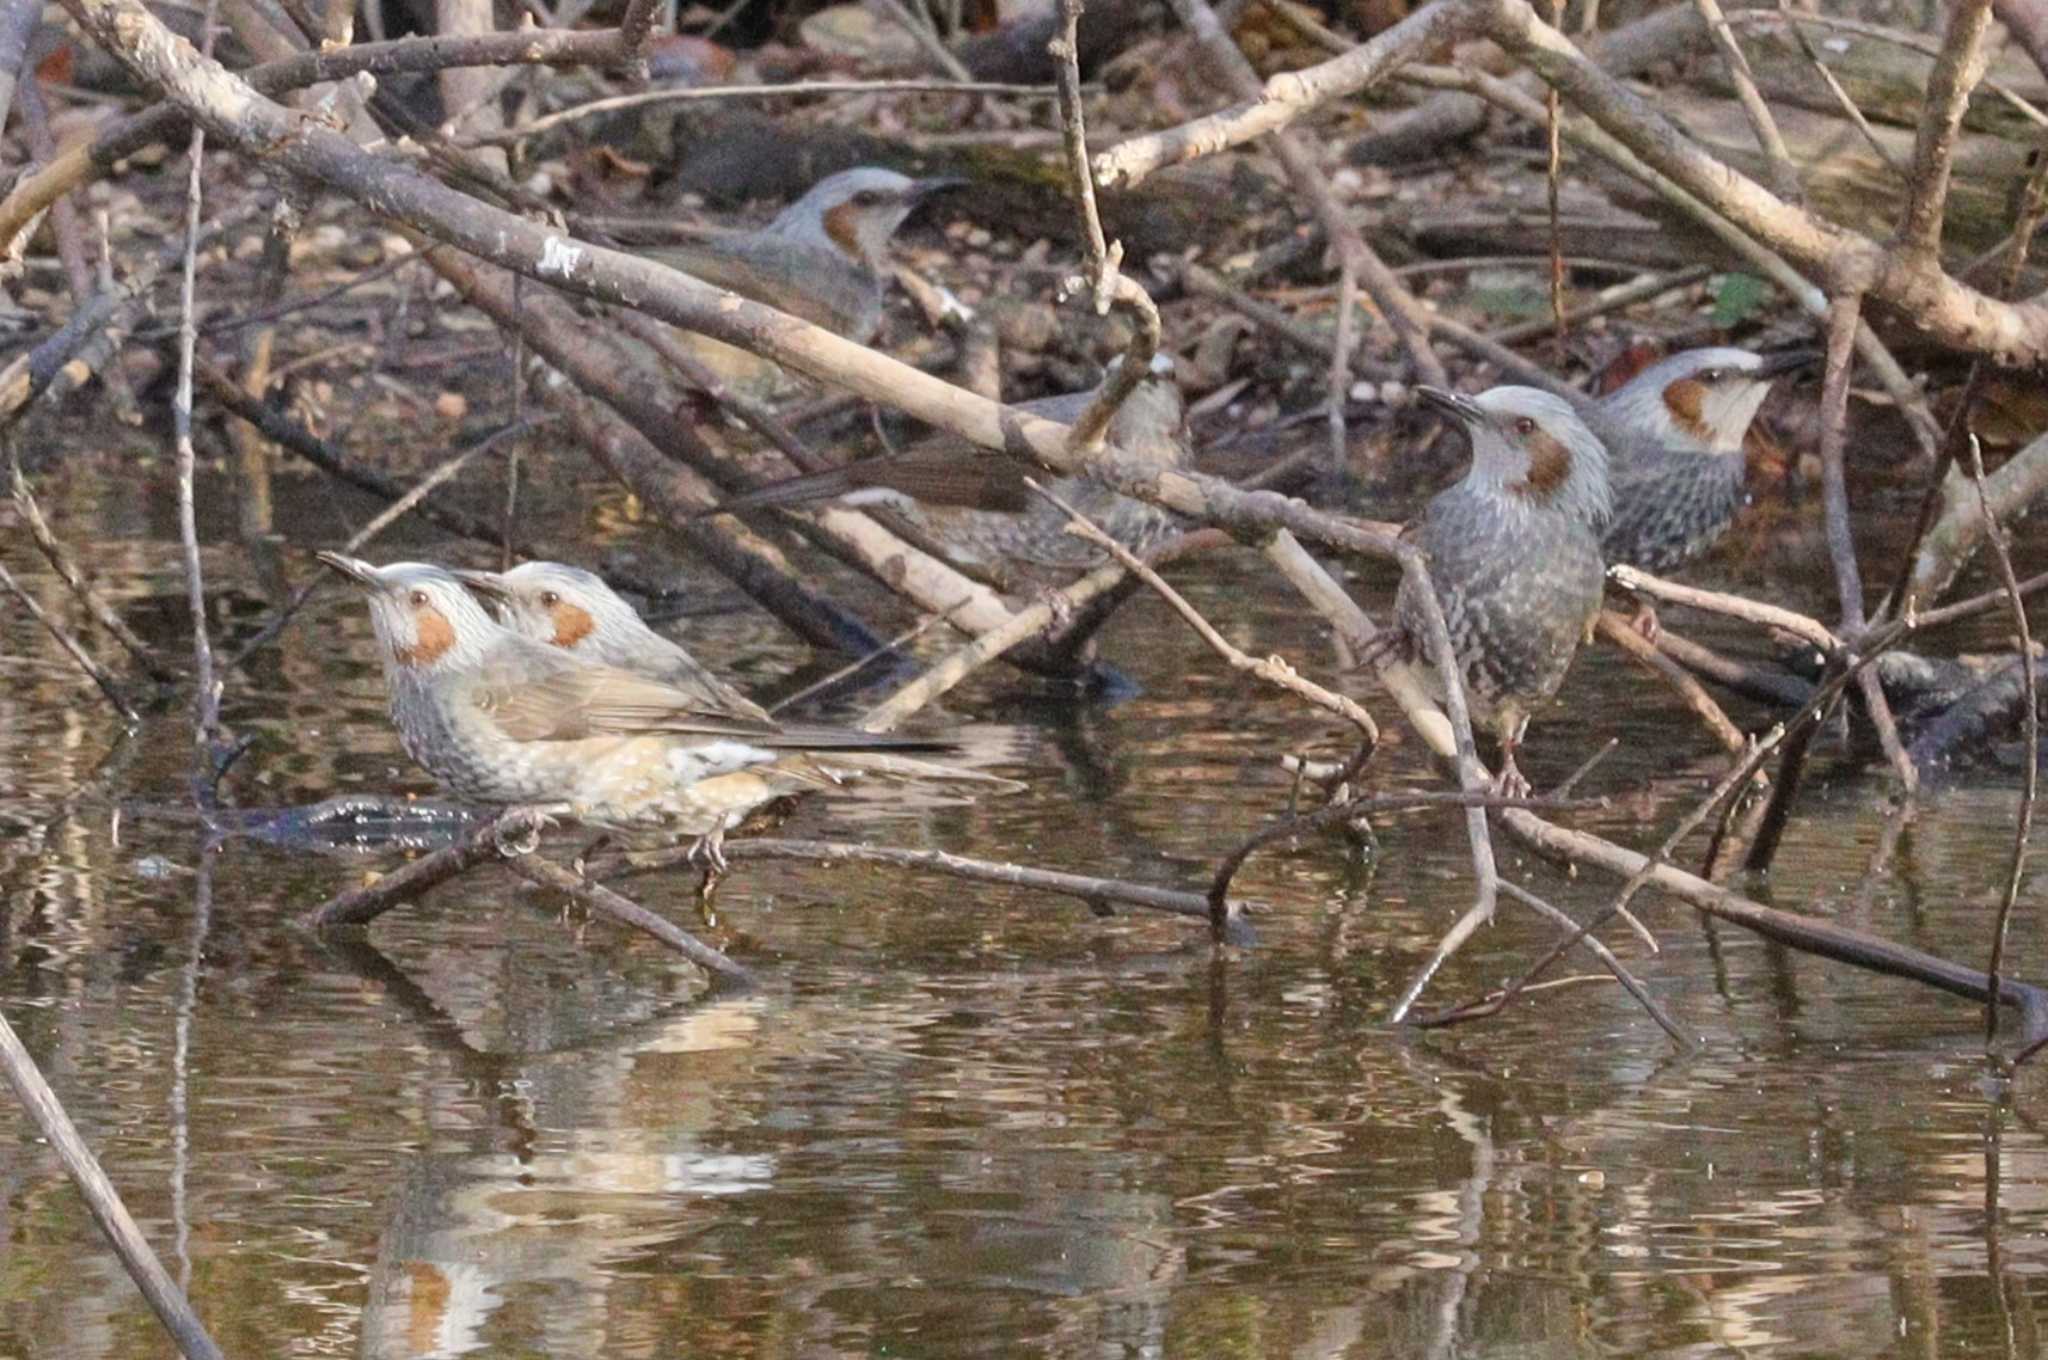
<box><xmin>811</xmin><ymin>751</ymin><xmax>1027</xmax><ymax>795</ymax></box>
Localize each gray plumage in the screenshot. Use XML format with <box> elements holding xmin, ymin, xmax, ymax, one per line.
<box><xmin>1587</xmin><ymin>346</ymin><xmax>1810</xmax><ymax>573</ymax></box>
<box><xmin>1394</xmin><ymin>386</ymin><xmax>1613</xmax><ymax>785</ymax></box>
<box><xmin>642</xmin><ymin>167</ymin><xmax>957</xmax><ymax>345</ymax></box>
<box><xmin>454</xmin><ymin>561</ymin><xmax>770</xmax><ymax>722</ymax></box>
<box><xmin>320</xmin><ymin>555</ymin><xmax>949</xmax><ymax>854</ymax></box>
<box><xmin>710</xmin><ymin>354</ymin><xmax>1191</xmax><ymax>590</ymax></box>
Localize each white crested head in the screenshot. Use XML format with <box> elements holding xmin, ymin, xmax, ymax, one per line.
<box><xmin>767</xmin><ymin>167</ymin><xmax>953</xmax><ymax>271</ymax></box>
<box><xmin>1422</xmin><ymin>385</ymin><xmax>1613</xmax><ymax>529</ymax></box>
<box><xmin>318</xmin><ymin>555</ymin><xmax>502</xmax><ymax>680</ymax></box>
<box><xmin>457</xmin><ymin>560</ymin><xmax>674</xmax><ymax>669</ymax></box>
<box><xmin>1596</xmin><ymin>346</ymin><xmax>1809</xmax><ymax>454</ymax></box>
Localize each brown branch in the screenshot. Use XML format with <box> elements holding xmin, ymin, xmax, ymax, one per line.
<box><xmin>1895</xmin><ymin>0</ymin><xmax>1995</xmax><ymax>259</ymax></box>
<box><xmin>1595</xmin><ymin>610</ymin><xmax>1746</xmax><ymax>755</ymax></box>
<box><xmin>1608</xmin><ymin>566</ymin><xmax>1841</xmax><ymax>656</ymax></box>
<box><xmin>615</xmin><ymin>837</ymin><xmax>1260</xmax><ymax>944</ymax></box>
<box><xmin>1094</xmin><ymin>0</ymin><xmax>1494</xmax><ymax>188</ymax></box>
<box><xmin>503</xmin><ymin>855</ymin><xmax>759</xmax><ymax>987</ymax></box>
<box><xmin>1691</xmin><ymin>0</ymin><xmax>1801</xmax><ymax>202</ymax></box>
<box><xmin>1971</xmin><ymin>431</ymin><xmax>2037</xmax><ymax>1042</ymax></box>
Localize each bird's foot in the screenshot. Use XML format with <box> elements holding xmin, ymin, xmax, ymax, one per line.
<box><xmin>492</xmin><ymin>806</ymin><xmax>559</xmax><ymax>857</ymax></box>
<box><xmin>1492</xmin><ymin>754</ymin><xmax>1532</xmax><ymax>802</ymax></box>
<box><xmin>686</xmin><ymin>830</ymin><xmax>730</xmax><ymax>873</ymax></box>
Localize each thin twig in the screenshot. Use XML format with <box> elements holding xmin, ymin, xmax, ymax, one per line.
<box><xmin>1771</xmin><ymin>0</ymin><xmax>1906</xmax><ymax>180</ymax></box>
<box><xmin>1596</xmin><ymin>610</ymin><xmax>1747</xmax><ymax>755</ymax></box>
<box><xmin>1609</xmin><ymin>565</ymin><xmax>1840</xmax><ymax>656</ymax></box>
<box><xmin>1050</xmin><ymin>0</ymin><xmax>1159</xmax><ymax>451</ymax></box>
<box><xmin>1971</xmin><ymin>431</ymin><xmax>2037</xmax><ymax>1042</ymax></box>
<box><xmin>0</xmin><ymin>559</ymin><xmax>139</xmax><ymax>721</ymax></box>
<box><xmin>1815</xmin><ymin>293</ymin><xmax>1916</xmax><ymax>789</ymax></box>
<box><xmin>1691</xmin><ymin>0</ymin><xmax>1801</xmax><ymax>202</ymax></box>
<box><xmin>868</xmin><ymin>0</ymin><xmax>974</xmax><ymax>80</ymax></box>
<box><xmin>1327</xmin><ymin>255</ymin><xmax>1358</xmax><ymax>485</ymax></box>
<box><xmin>173</xmin><ymin>0</ymin><xmax>222</xmax><ymax>773</ymax></box>
<box><xmin>503</xmin><ymin>855</ymin><xmax>759</xmax><ymax>987</ymax></box>
<box><xmin>613</xmin><ymin>836</ymin><xmax>1260</xmax><ymax>943</ymax></box>
<box><xmin>9</xmin><ymin>446</ymin><xmax>182</xmax><ymax>683</ymax></box>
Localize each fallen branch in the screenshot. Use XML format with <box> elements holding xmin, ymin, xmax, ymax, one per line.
<box><xmin>0</xmin><ymin>1011</ymin><xmax>225</xmax><ymax>1360</ymax></box>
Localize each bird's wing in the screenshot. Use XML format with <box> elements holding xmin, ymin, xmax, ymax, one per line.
<box><xmin>640</xmin><ymin>238</ymin><xmax>847</xmax><ymax>331</ymax></box>
<box><xmin>473</xmin><ymin>660</ymin><xmax>789</xmax><ymax>744</ymax></box>
<box><xmin>473</xmin><ymin>649</ymin><xmax>954</xmax><ymax>751</ymax></box>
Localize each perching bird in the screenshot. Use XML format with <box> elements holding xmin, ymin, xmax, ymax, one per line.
<box><xmin>318</xmin><ymin>554</ymin><xmax>956</xmax><ymax>865</ymax></box>
<box><xmin>639</xmin><ymin>167</ymin><xmax>960</xmax><ymax>393</ymax></box>
<box><xmin>454</xmin><ymin>559</ymin><xmax>1023</xmax><ymax>794</ymax></box>
<box><xmin>454</xmin><ymin>561</ymin><xmax>770</xmax><ymax>722</ymax></box>
<box><xmin>1389</xmin><ymin>385</ymin><xmax>1614</xmax><ymax>794</ymax></box>
<box><xmin>1589</xmin><ymin>346</ymin><xmax>1812</xmax><ymax>574</ymax></box>
<box><xmin>705</xmin><ymin>353</ymin><xmax>1192</xmax><ymax>591</ymax></box>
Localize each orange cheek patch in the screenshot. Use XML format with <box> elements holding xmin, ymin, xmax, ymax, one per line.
<box><xmin>1514</xmin><ymin>430</ymin><xmax>1573</xmax><ymax>501</ymax></box>
<box><xmin>1662</xmin><ymin>378</ymin><xmax>1710</xmax><ymax>442</ymax></box>
<box><xmin>551</xmin><ymin>601</ymin><xmax>596</xmax><ymax>650</ymax></box>
<box><xmin>395</xmin><ymin>605</ymin><xmax>456</xmax><ymax>667</ymax></box>
<box><xmin>820</xmin><ymin>202</ymin><xmax>862</xmax><ymax>260</ymax></box>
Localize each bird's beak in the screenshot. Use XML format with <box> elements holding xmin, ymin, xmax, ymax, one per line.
<box><xmin>1755</xmin><ymin>348</ymin><xmax>1821</xmax><ymax>379</ymax></box>
<box><xmin>315</xmin><ymin>551</ymin><xmax>381</xmax><ymax>587</ymax></box>
<box><xmin>1416</xmin><ymin>386</ymin><xmax>1482</xmax><ymax>425</ymax></box>
<box><xmin>911</xmin><ymin>176</ymin><xmax>967</xmax><ymax>200</ymax></box>
<box><xmin>452</xmin><ymin>568</ymin><xmax>511</xmax><ymax>600</ymax></box>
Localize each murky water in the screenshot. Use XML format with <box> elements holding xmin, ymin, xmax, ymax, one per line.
<box><xmin>3</xmin><ymin>464</ymin><xmax>2046</xmax><ymax>1359</ymax></box>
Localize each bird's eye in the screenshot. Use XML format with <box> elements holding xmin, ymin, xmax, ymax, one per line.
<box><xmin>1513</xmin><ymin>417</ymin><xmax>1537</xmax><ymax>437</ymax></box>
<box><xmin>408</xmin><ymin>590</ymin><xmax>430</xmax><ymax>608</ymax></box>
<box><xmin>1699</xmin><ymin>369</ymin><xmax>1724</xmax><ymax>384</ymax></box>
<box><xmin>852</xmin><ymin>190</ymin><xmax>884</xmax><ymax>207</ymax></box>
<box><xmin>539</xmin><ymin>591</ymin><xmax>560</xmax><ymax>607</ymax></box>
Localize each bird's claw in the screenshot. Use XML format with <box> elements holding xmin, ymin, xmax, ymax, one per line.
<box><xmin>686</xmin><ymin>833</ymin><xmax>729</xmax><ymax>873</ymax></box>
<box><xmin>492</xmin><ymin>808</ymin><xmax>556</xmax><ymax>857</ymax></box>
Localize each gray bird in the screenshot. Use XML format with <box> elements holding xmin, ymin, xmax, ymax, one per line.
<box><xmin>706</xmin><ymin>354</ymin><xmax>1192</xmax><ymax>591</ymax></box>
<box><xmin>1392</xmin><ymin>385</ymin><xmax>1614</xmax><ymax>794</ymax></box>
<box><xmin>642</xmin><ymin>167</ymin><xmax>960</xmax><ymax>392</ymax></box>
<box><xmin>318</xmin><ymin>554</ymin><xmax>954</xmax><ymax>864</ymax></box>
<box><xmin>1589</xmin><ymin>346</ymin><xmax>1812</xmax><ymax>574</ymax></box>
<box><xmin>453</xmin><ymin>559</ymin><xmax>1024</xmax><ymax>794</ymax></box>
<box><xmin>453</xmin><ymin>561</ymin><xmax>770</xmax><ymax>722</ymax></box>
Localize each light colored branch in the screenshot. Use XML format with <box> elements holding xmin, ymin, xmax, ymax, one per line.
<box><xmin>1691</xmin><ymin>0</ymin><xmax>1801</xmax><ymax>202</ymax></box>
<box><xmin>1895</xmin><ymin>0</ymin><xmax>1996</xmax><ymax>257</ymax></box>
<box><xmin>1093</xmin><ymin>0</ymin><xmax>1493</xmax><ymax>189</ymax></box>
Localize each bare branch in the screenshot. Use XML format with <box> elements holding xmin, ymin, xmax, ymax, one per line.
<box><xmin>0</xmin><ymin>559</ymin><xmax>139</xmax><ymax>721</ymax></box>
<box><xmin>1895</xmin><ymin>0</ymin><xmax>1995</xmax><ymax>258</ymax></box>
<box><xmin>1691</xmin><ymin>0</ymin><xmax>1801</xmax><ymax>202</ymax></box>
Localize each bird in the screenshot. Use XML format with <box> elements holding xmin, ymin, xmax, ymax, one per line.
<box><xmin>1386</xmin><ymin>385</ymin><xmax>1614</xmax><ymax>795</ymax></box>
<box><xmin>453</xmin><ymin>560</ymin><xmax>771</xmax><ymax>722</ymax></box>
<box><xmin>637</xmin><ymin>167</ymin><xmax>961</xmax><ymax>393</ymax></box>
<box><xmin>317</xmin><ymin>554</ymin><xmax>960</xmax><ymax>867</ymax></box>
<box><xmin>1588</xmin><ymin>346</ymin><xmax>1813</xmax><ymax>574</ymax></box>
<box><xmin>452</xmin><ymin>559</ymin><xmax>1025</xmax><ymax>796</ymax></box>
<box><xmin>702</xmin><ymin>353</ymin><xmax>1192</xmax><ymax>592</ymax></box>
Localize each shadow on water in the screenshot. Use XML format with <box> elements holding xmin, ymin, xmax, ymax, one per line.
<box><xmin>3</xmin><ymin>464</ymin><xmax>2048</xmax><ymax>1357</ymax></box>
